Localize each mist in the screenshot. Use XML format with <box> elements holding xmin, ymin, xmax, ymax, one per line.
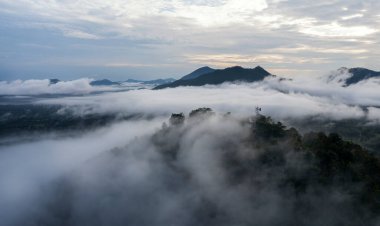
<box><xmin>1</xmin><ymin>71</ymin><xmax>380</xmax><ymax>226</ymax></box>
<box><xmin>2</xmin><ymin>0</ymin><xmax>380</xmax><ymax>224</ymax></box>
<box><xmin>1</xmin><ymin>112</ymin><xmax>379</xmax><ymax>226</ymax></box>
<box><xmin>0</xmin><ymin>78</ymin><xmax>124</xmax><ymax>95</ymax></box>
<box><xmin>34</xmin><ymin>74</ymin><xmax>380</xmax><ymax>122</ymax></box>
<box><xmin>0</xmin><ymin>118</ymin><xmax>164</xmax><ymax>226</ymax></box>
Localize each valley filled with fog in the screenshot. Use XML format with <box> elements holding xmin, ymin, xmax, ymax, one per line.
<box><xmin>1</xmin><ymin>69</ymin><xmax>380</xmax><ymax>226</ymax></box>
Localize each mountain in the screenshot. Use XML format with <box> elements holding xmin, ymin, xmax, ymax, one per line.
<box><xmin>90</xmin><ymin>79</ymin><xmax>120</xmax><ymax>86</ymax></box>
<box><xmin>328</xmin><ymin>67</ymin><xmax>380</xmax><ymax>86</ymax></box>
<box><xmin>90</xmin><ymin>78</ymin><xmax>176</xmax><ymax>86</ymax></box>
<box><xmin>179</xmin><ymin>66</ymin><xmax>216</xmax><ymax>80</ymax></box>
<box><xmin>125</xmin><ymin>78</ymin><xmax>176</xmax><ymax>85</ymax></box>
<box><xmin>49</xmin><ymin>79</ymin><xmax>60</xmax><ymax>85</ymax></box>
<box><xmin>125</xmin><ymin>79</ymin><xmax>142</xmax><ymax>83</ymax></box>
<box><xmin>345</xmin><ymin>67</ymin><xmax>380</xmax><ymax>86</ymax></box>
<box><xmin>154</xmin><ymin>66</ymin><xmax>271</xmax><ymax>89</ymax></box>
<box><xmin>140</xmin><ymin>78</ymin><xmax>176</xmax><ymax>85</ymax></box>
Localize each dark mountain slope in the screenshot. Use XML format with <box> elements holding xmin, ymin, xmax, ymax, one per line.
<box><xmin>90</xmin><ymin>79</ymin><xmax>120</xmax><ymax>86</ymax></box>
<box><xmin>154</xmin><ymin>66</ymin><xmax>271</xmax><ymax>89</ymax></box>
<box><xmin>49</xmin><ymin>79</ymin><xmax>60</xmax><ymax>85</ymax></box>
<box><xmin>126</xmin><ymin>78</ymin><xmax>176</xmax><ymax>85</ymax></box>
<box><xmin>180</xmin><ymin>66</ymin><xmax>216</xmax><ymax>80</ymax></box>
<box><xmin>142</xmin><ymin>78</ymin><xmax>176</xmax><ymax>85</ymax></box>
<box><xmin>345</xmin><ymin>68</ymin><xmax>380</xmax><ymax>86</ymax></box>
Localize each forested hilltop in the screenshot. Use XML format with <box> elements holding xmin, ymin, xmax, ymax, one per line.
<box><xmin>26</xmin><ymin>108</ymin><xmax>380</xmax><ymax>226</ymax></box>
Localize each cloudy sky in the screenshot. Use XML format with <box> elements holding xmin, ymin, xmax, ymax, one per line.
<box><xmin>0</xmin><ymin>0</ymin><xmax>379</xmax><ymax>80</ymax></box>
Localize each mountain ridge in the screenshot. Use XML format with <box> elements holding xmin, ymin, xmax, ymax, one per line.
<box><xmin>125</xmin><ymin>78</ymin><xmax>176</xmax><ymax>85</ymax></box>
<box><xmin>328</xmin><ymin>67</ymin><xmax>380</xmax><ymax>86</ymax></box>
<box><xmin>179</xmin><ymin>66</ymin><xmax>216</xmax><ymax>80</ymax></box>
<box><xmin>346</xmin><ymin>67</ymin><xmax>380</xmax><ymax>86</ymax></box>
<box><xmin>154</xmin><ymin>65</ymin><xmax>272</xmax><ymax>89</ymax></box>
<box><xmin>90</xmin><ymin>78</ymin><xmax>176</xmax><ymax>86</ymax></box>
<box><xmin>90</xmin><ymin>79</ymin><xmax>119</xmax><ymax>86</ymax></box>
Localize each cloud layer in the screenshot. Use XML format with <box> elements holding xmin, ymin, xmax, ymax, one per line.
<box><xmin>33</xmin><ymin>74</ymin><xmax>380</xmax><ymax>122</ymax></box>
<box><xmin>1</xmin><ymin>112</ymin><xmax>379</xmax><ymax>225</ymax></box>
<box><xmin>1</xmin><ymin>73</ymin><xmax>380</xmax><ymax>225</ymax></box>
<box><xmin>0</xmin><ymin>118</ymin><xmax>165</xmax><ymax>226</ymax></box>
<box><xmin>0</xmin><ymin>78</ymin><xmax>142</xmax><ymax>95</ymax></box>
<box><xmin>0</xmin><ymin>0</ymin><xmax>379</xmax><ymax>79</ymax></box>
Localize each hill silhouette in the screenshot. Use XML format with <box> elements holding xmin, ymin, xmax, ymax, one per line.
<box><xmin>154</xmin><ymin>66</ymin><xmax>271</xmax><ymax>89</ymax></box>
<box><xmin>345</xmin><ymin>68</ymin><xmax>380</xmax><ymax>86</ymax></box>
<box><xmin>179</xmin><ymin>66</ymin><xmax>216</xmax><ymax>80</ymax></box>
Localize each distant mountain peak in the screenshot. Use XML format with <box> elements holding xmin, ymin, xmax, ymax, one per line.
<box><xmin>180</xmin><ymin>66</ymin><xmax>216</xmax><ymax>80</ymax></box>
<box><xmin>125</xmin><ymin>78</ymin><xmax>176</xmax><ymax>85</ymax></box>
<box><xmin>345</xmin><ymin>67</ymin><xmax>380</xmax><ymax>85</ymax></box>
<box><xmin>226</xmin><ymin>66</ymin><xmax>244</xmax><ymax>69</ymax></box>
<box><xmin>327</xmin><ymin>67</ymin><xmax>380</xmax><ymax>86</ymax></box>
<box><xmin>49</xmin><ymin>79</ymin><xmax>60</xmax><ymax>85</ymax></box>
<box><xmin>155</xmin><ymin>65</ymin><xmax>271</xmax><ymax>89</ymax></box>
<box><xmin>90</xmin><ymin>79</ymin><xmax>120</xmax><ymax>86</ymax></box>
<box><xmin>255</xmin><ymin>65</ymin><xmax>266</xmax><ymax>71</ymax></box>
<box><xmin>255</xmin><ymin>65</ymin><xmax>270</xmax><ymax>74</ymax></box>
<box><xmin>199</xmin><ymin>66</ymin><xmax>213</xmax><ymax>69</ymax></box>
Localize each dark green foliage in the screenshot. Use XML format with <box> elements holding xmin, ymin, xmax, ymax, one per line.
<box><xmin>254</xmin><ymin>115</ymin><xmax>286</xmax><ymax>140</ymax></box>
<box><xmin>287</xmin><ymin>117</ymin><xmax>380</xmax><ymax>155</ymax></box>
<box><xmin>151</xmin><ymin>122</ymin><xmax>182</xmax><ymax>161</ymax></box>
<box><xmin>0</xmin><ymin>104</ymin><xmax>133</xmax><ymax>142</ymax></box>
<box><xmin>189</xmin><ymin>107</ymin><xmax>214</xmax><ymax>118</ymax></box>
<box><xmin>29</xmin><ymin>108</ymin><xmax>380</xmax><ymax>226</ymax></box>
<box><xmin>254</xmin><ymin>117</ymin><xmax>380</xmax><ymax>215</ymax></box>
<box><xmin>169</xmin><ymin>113</ymin><xmax>185</xmax><ymax>125</ymax></box>
<box><xmin>303</xmin><ymin>132</ymin><xmax>355</xmax><ymax>176</ymax></box>
<box><xmin>303</xmin><ymin>132</ymin><xmax>380</xmax><ymax>212</ymax></box>
<box><xmin>158</xmin><ymin>110</ymin><xmax>380</xmax><ymax>220</ymax></box>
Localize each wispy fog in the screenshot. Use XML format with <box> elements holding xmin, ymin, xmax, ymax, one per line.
<box><xmin>1</xmin><ymin>70</ymin><xmax>380</xmax><ymax>226</ymax></box>
<box><xmin>0</xmin><ymin>79</ymin><xmax>125</xmax><ymax>95</ymax></box>
<box><xmin>0</xmin><ymin>118</ymin><xmax>164</xmax><ymax>226</ymax></box>
<box><xmin>1</xmin><ymin>113</ymin><xmax>379</xmax><ymax>225</ymax></box>
<box><xmin>34</xmin><ymin>73</ymin><xmax>380</xmax><ymax>121</ymax></box>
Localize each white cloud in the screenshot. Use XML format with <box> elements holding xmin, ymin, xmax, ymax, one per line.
<box><xmin>61</xmin><ymin>28</ymin><xmax>102</xmax><ymax>39</ymax></box>
<box><xmin>269</xmin><ymin>44</ymin><xmax>368</xmax><ymax>54</ymax></box>
<box><xmin>299</xmin><ymin>22</ymin><xmax>377</xmax><ymax>37</ymax></box>
<box><xmin>0</xmin><ymin>0</ymin><xmax>268</xmax><ymax>29</ymax></box>
<box><xmin>33</xmin><ymin>73</ymin><xmax>380</xmax><ymax>122</ymax></box>
<box><xmin>0</xmin><ymin>79</ymin><xmax>117</xmax><ymax>95</ymax></box>
<box><xmin>0</xmin><ymin>0</ymin><xmax>379</xmax><ymax>78</ymax></box>
<box><xmin>341</xmin><ymin>13</ymin><xmax>364</xmax><ymax>20</ymax></box>
<box><xmin>185</xmin><ymin>53</ymin><xmax>330</xmax><ymax>68</ymax></box>
<box><xmin>166</xmin><ymin>0</ymin><xmax>268</xmax><ymax>26</ymax></box>
<box><xmin>0</xmin><ymin>118</ymin><xmax>164</xmax><ymax>225</ymax></box>
<box><xmin>2</xmin><ymin>0</ymin><xmax>377</xmax><ymax>39</ymax></box>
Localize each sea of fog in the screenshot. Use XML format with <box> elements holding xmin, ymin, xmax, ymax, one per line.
<box><xmin>0</xmin><ymin>73</ymin><xmax>380</xmax><ymax>225</ymax></box>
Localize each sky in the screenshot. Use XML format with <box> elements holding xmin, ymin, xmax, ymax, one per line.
<box><xmin>0</xmin><ymin>0</ymin><xmax>379</xmax><ymax>81</ymax></box>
